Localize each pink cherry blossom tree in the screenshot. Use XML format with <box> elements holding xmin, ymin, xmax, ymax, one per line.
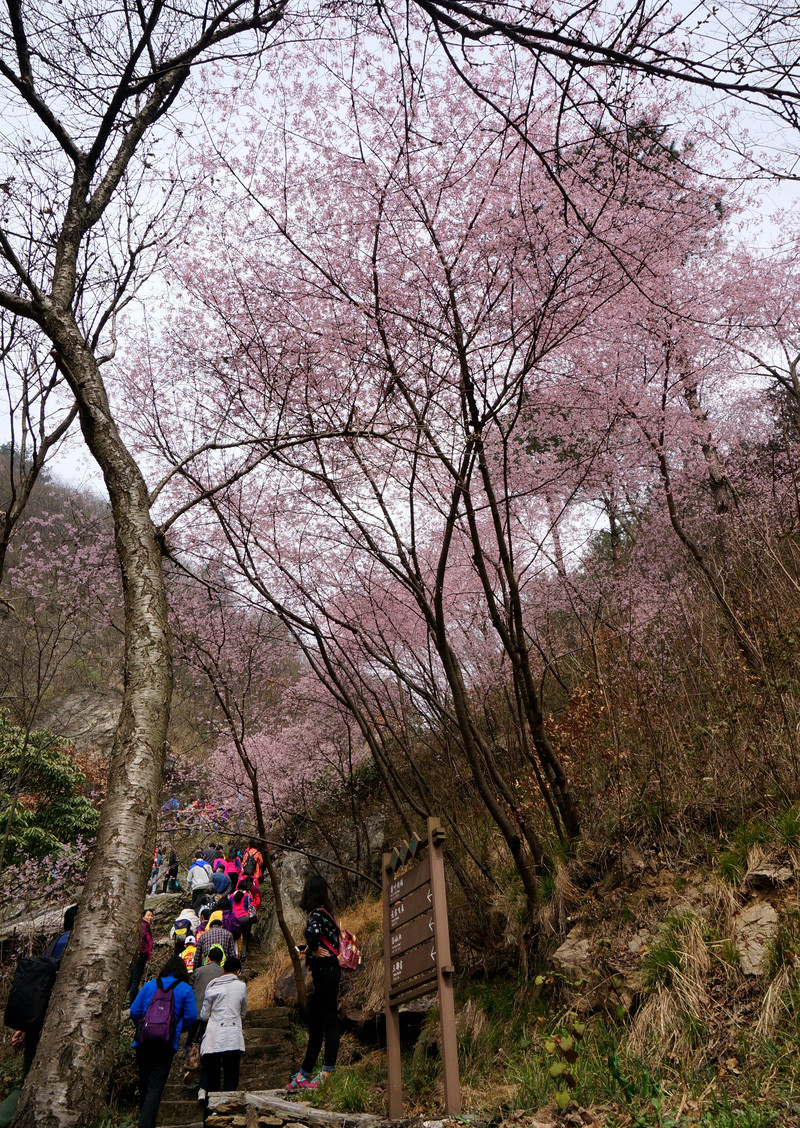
<box><xmin>125</xmin><ymin>43</ymin><xmax>744</xmax><ymax>911</ymax></box>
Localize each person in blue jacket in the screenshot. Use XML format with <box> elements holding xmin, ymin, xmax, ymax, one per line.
<box><xmin>130</xmin><ymin>955</ymin><xmax>198</xmax><ymax>1128</ymax></box>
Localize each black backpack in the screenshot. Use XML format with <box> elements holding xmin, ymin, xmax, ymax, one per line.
<box><xmin>243</xmin><ymin>853</ymin><xmax>256</xmax><ymax>876</ymax></box>
<box><xmin>3</xmin><ymin>940</ymin><xmax>61</xmax><ymax>1035</ymax></box>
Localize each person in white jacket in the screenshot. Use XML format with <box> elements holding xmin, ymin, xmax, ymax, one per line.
<box><xmin>187</xmin><ymin>851</ymin><xmax>215</xmax><ymax>897</ymax></box>
<box><xmin>199</xmin><ymin>956</ymin><xmax>247</xmax><ymax>1095</ymax></box>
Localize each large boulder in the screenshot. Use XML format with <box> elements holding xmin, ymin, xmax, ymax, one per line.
<box><xmin>552</xmin><ymin>927</ymin><xmax>593</xmax><ymax>981</ymax></box>
<box><xmin>273</xmin><ymin>962</ymin><xmax>312</xmax><ymax>1007</ymax></box>
<box><xmin>37</xmin><ymin>687</ymin><xmax>122</xmax><ymax>756</ymax></box>
<box><xmin>263</xmin><ymin>850</ymin><xmax>308</xmax><ymax>951</ymax></box>
<box><xmin>734</xmin><ymin>901</ymin><xmax>778</xmax><ymax>975</ymax></box>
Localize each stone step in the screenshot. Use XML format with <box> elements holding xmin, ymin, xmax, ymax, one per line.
<box><xmin>168</xmin><ymin>1040</ymin><xmax>292</xmax><ymax>1071</ymax></box>
<box><xmin>156</xmin><ymin>1099</ymin><xmax>205</xmax><ymax>1125</ymax></box>
<box><xmin>166</xmin><ymin>1062</ymin><xmax>295</xmax><ymax>1086</ymax></box>
<box><xmin>165</xmin><ymin>1071</ymin><xmax>294</xmax><ymax>1098</ymax></box>
<box><xmin>166</xmin><ymin>1065</ymin><xmax>294</xmax><ymax>1087</ymax></box>
<box><xmin>157</xmin><ymin>1004</ymin><xmax>298</xmax><ymax>1126</ymax></box>
<box><xmin>171</xmin><ymin>1055</ymin><xmax>292</xmax><ymax>1078</ymax></box>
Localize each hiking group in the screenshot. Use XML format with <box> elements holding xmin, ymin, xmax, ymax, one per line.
<box><xmin>130</xmin><ymin>840</ymin><xmax>265</xmax><ymax>1125</ymax></box>
<box><xmin>3</xmin><ymin>840</ymin><xmax>356</xmax><ymax>1128</ymax></box>
<box><xmin>167</xmin><ymin>840</ymin><xmax>263</xmax><ymax>969</ymax></box>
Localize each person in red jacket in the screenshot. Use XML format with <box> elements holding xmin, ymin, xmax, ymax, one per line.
<box><xmin>237</xmin><ymin>876</ymin><xmax>260</xmax><ymax>914</ymax></box>
<box><xmin>222</xmin><ymin>848</ymin><xmax>242</xmax><ymax>883</ymax></box>
<box><xmin>129</xmin><ymin>910</ymin><xmax>155</xmax><ymax>1004</ymax></box>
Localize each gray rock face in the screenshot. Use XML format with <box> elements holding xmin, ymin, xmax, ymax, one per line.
<box><xmin>744</xmin><ymin>864</ymin><xmax>794</xmax><ymax>889</ymax></box>
<box><xmin>734</xmin><ymin>901</ymin><xmax>779</xmax><ymax>975</ymax></box>
<box><xmin>263</xmin><ymin>850</ymin><xmax>308</xmax><ymax>951</ymax></box>
<box><xmin>552</xmin><ymin>927</ymin><xmax>592</xmax><ymax>980</ymax></box>
<box><xmin>37</xmin><ymin>687</ymin><xmax>122</xmax><ymax>754</ymax></box>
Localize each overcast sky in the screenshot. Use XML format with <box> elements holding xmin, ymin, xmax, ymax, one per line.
<box><xmin>2</xmin><ymin>3</ymin><xmax>799</xmax><ymax>498</ymax></box>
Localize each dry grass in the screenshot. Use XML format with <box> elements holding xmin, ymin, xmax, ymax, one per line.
<box><xmin>462</xmin><ymin>1082</ymin><xmax>521</xmax><ymax>1113</ymax></box>
<box><xmin>632</xmin><ymin>913</ymin><xmax>712</xmax><ymax>1063</ymax></box>
<box><xmin>247</xmin><ymin>946</ymin><xmax>290</xmax><ymax>1009</ymax></box>
<box><xmin>456</xmin><ymin>995</ymin><xmax>487</xmax><ymax>1042</ymax></box>
<box><xmin>755</xmin><ymin>963</ymin><xmax>793</xmax><ymax>1037</ymax></box>
<box><xmin>678</xmin><ymin>914</ymin><xmax>712</xmax><ymax>982</ymax></box>
<box><xmin>702</xmin><ymin>875</ymin><xmax>741</xmax><ymax>936</ymax></box>
<box><xmin>338</xmin><ymin>895</ymin><xmax>383</xmax><ymax>942</ymax></box>
<box><xmin>628</xmin><ymin>984</ymin><xmax>687</xmax><ymax>1061</ymax></box>
<box><xmin>537</xmin><ymin>856</ymin><xmax>582</xmax><ymax>937</ymax></box>
<box><xmin>246</xmin><ymin>895</ymin><xmax>384</xmax><ymax>1013</ymax></box>
<box><xmin>670</xmin><ymin>963</ymin><xmax>710</xmax><ymax>1032</ymax></box>
<box><xmin>341</xmin><ymin>896</ymin><xmax>384</xmax><ymax>1014</ymax></box>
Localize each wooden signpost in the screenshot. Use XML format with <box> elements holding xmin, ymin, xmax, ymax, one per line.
<box><xmin>383</xmin><ymin>816</ymin><xmax>460</xmax><ymax>1118</ymax></box>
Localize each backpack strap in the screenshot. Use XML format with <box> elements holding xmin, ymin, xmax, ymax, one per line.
<box><xmin>42</xmin><ymin>935</ymin><xmax>63</xmax><ymax>960</ymax></box>
<box><xmin>314</xmin><ymin>907</ymin><xmax>340</xmax><ymax>957</ymax></box>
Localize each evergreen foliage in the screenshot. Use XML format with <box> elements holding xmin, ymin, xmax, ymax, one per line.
<box><xmin>0</xmin><ymin>711</ymin><xmax>98</xmax><ymax>860</ymax></box>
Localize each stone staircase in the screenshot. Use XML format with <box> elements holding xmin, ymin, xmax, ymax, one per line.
<box><xmin>156</xmin><ymin>1005</ymin><xmax>297</xmax><ymax>1128</ymax></box>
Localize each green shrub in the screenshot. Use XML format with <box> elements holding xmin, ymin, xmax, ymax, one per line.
<box><xmin>717</xmin><ymin>849</ymin><xmax>745</xmax><ymax>884</ymax></box>
<box><xmin>776</xmin><ymin>804</ymin><xmax>800</xmax><ymax>846</ymax></box>
<box><xmin>700</xmin><ymin>1094</ymin><xmax>777</xmax><ymax>1127</ymax></box>
<box><xmin>641</xmin><ymin>913</ymin><xmax>690</xmax><ymax>989</ymax></box>
<box><xmin>322</xmin><ymin>1070</ymin><xmax>372</xmax><ymax>1112</ymax></box>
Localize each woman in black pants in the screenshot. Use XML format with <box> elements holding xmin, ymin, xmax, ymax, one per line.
<box><xmin>286</xmin><ymin>875</ymin><xmax>341</xmax><ymax>1091</ymax></box>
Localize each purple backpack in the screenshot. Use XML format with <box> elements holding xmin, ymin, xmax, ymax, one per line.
<box><xmin>138</xmin><ymin>978</ymin><xmax>177</xmax><ymax>1044</ymax></box>
<box><xmin>222</xmin><ymin>909</ymin><xmax>242</xmax><ymax>939</ymax></box>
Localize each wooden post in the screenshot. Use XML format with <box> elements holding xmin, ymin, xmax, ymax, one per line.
<box><xmin>383</xmin><ymin>851</ymin><xmax>403</xmax><ymax>1118</ymax></box>
<box><xmin>383</xmin><ymin>821</ymin><xmax>460</xmax><ymax>1118</ymax></box>
<box><xmin>427</xmin><ymin>817</ymin><xmax>461</xmax><ymax>1116</ymax></box>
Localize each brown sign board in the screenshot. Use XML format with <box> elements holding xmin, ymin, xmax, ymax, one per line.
<box><xmin>390</xmin><ymin>973</ymin><xmax>438</xmax><ymax>1007</ymax></box>
<box><xmin>389</xmin><ymin>881</ymin><xmax>432</xmax><ymax>930</ymax></box>
<box><xmin>390</xmin><ymin>937</ymin><xmax>437</xmax><ymax>985</ymax></box>
<box><xmin>390</xmin><ymin>910</ymin><xmax>434</xmax><ymax>957</ymax></box>
<box><xmin>383</xmin><ymin>817</ymin><xmax>460</xmax><ymax>1119</ymax></box>
<box><xmin>388</xmin><ymin>854</ymin><xmax>430</xmax><ymax>905</ymax></box>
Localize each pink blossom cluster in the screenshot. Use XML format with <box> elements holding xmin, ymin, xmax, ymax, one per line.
<box><xmin>108</xmin><ymin>41</ymin><xmax>800</xmax><ymax>850</ymax></box>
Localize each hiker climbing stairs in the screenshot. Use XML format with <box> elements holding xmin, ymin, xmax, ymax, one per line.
<box><xmin>157</xmin><ymin>1005</ymin><xmax>296</xmax><ymax>1128</ymax></box>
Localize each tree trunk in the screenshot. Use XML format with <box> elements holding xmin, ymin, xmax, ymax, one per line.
<box><xmin>682</xmin><ymin>384</ymin><xmax>737</xmax><ymax>516</ymax></box>
<box><xmin>15</xmin><ymin>323</ymin><xmax>173</xmax><ymax>1128</ymax></box>
<box><xmin>248</xmin><ymin>770</ymin><xmax>308</xmax><ymax>1014</ymax></box>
